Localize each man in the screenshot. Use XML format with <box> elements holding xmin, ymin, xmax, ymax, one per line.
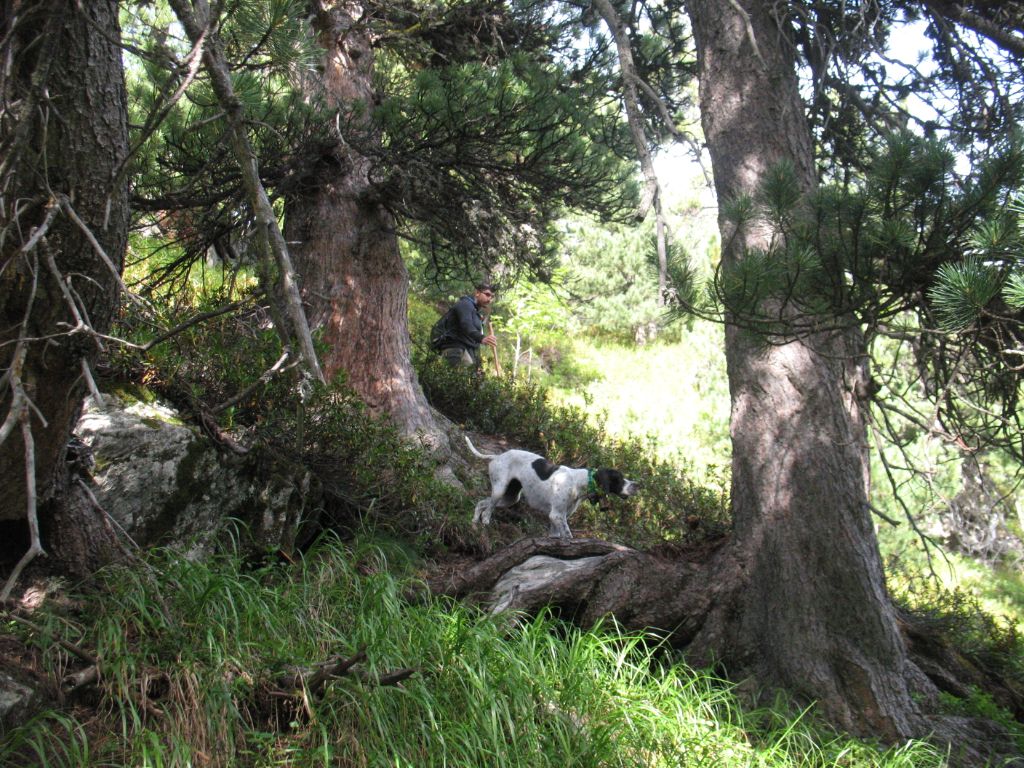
<box><xmin>438</xmin><ymin>283</ymin><xmax>498</xmax><ymax>368</ymax></box>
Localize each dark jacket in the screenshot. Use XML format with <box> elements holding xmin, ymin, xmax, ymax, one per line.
<box><xmin>443</xmin><ymin>295</ymin><xmax>485</xmax><ymax>352</ymax></box>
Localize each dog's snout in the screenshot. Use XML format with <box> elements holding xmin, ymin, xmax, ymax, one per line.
<box><xmin>622</xmin><ymin>479</ymin><xmax>641</xmax><ymax>496</ymax></box>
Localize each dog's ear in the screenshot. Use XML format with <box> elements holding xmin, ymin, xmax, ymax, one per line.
<box><xmin>594</xmin><ymin>468</ymin><xmax>625</xmax><ymax>495</ymax></box>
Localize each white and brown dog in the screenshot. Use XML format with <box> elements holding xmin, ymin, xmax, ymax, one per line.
<box><xmin>465</xmin><ymin>437</ymin><xmax>640</xmax><ymax>538</ymax></box>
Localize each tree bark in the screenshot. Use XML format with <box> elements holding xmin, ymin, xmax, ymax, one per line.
<box><xmin>681</xmin><ymin>0</ymin><xmax>928</xmax><ymax>739</ymax></box>
<box><xmin>285</xmin><ymin>2</ymin><xmax>444</xmax><ymax>443</ymax></box>
<box><xmin>0</xmin><ymin>1</ymin><xmax>129</xmax><ymax>573</ymax></box>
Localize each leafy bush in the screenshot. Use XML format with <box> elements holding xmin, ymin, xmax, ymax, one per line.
<box><xmin>252</xmin><ymin>378</ymin><xmax>472</xmax><ymax>549</ymax></box>
<box><xmin>111</xmin><ymin>294</ymin><xmax>475</xmax><ymax>554</ymax></box>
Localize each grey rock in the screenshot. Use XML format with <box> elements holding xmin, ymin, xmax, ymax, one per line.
<box><xmin>0</xmin><ymin>671</ymin><xmax>37</xmax><ymax>730</ymax></box>
<box><xmin>75</xmin><ymin>394</ymin><xmax>316</xmax><ymax>558</ymax></box>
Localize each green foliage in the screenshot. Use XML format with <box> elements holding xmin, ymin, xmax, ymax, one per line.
<box><xmin>109</xmin><ymin>276</ymin><xmax>472</xmax><ymax>551</ymax></box>
<box><xmin>695</xmin><ymin>132</ymin><xmax>1024</xmax><ymax>464</ymax></box>
<box><xmin>930</xmin><ymin>257</ymin><xmax>1004</xmax><ymax>331</ymax></box>
<box><xmin>124</xmin><ymin>0</ymin><xmax>325</xmax><ymax>265</ymax></box>
<box><xmin>1005</xmin><ymin>271</ymin><xmax>1024</xmax><ymax>310</ymax></box>
<box><xmin>939</xmin><ymin>688</ymin><xmax>1024</xmax><ymax>753</ymax></box>
<box><xmin>379</xmin><ymin>50</ymin><xmax>639</xmax><ymax>282</ymax></box>
<box><xmin>891</xmin><ymin>570</ymin><xmax>1024</xmax><ymax>687</ymax></box>
<box><xmin>1</xmin><ymin>539</ymin><xmax>948</xmax><ymax>767</ymax></box>
<box><xmin>708</xmin><ymin>133</ymin><xmax>1024</xmax><ymax>332</ymax></box>
<box><xmin>557</xmin><ymin>216</ymin><xmax>671</xmax><ymax>342</ymax></box>
<box><xmin>254</xmin><ymin>380</ymin><xmax>470</xmax><ymax>548</ymax></box>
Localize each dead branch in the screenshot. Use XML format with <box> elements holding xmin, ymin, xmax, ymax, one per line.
<box><xmin>590</xmin><ymin>0</ymin><xmax>673</xmax><ymax>302</ymax></box>
<box><xmin>195</xmin><ymin>407</ymin><xmax>250</xmax><ymax>455</ymax></box>
<box><xmin>56</xmin><ymin>194</ymin><xmax>138</xmax><ymax>305</ymax></box>
<box><xmin>141</xmin><ymin>298</ymin><xmax>256</xmax><ymax>352</ymax></box>
<box><xmin>63</xmin><ymin>664</ymin><xmax>99</xmax><ymax>691</ymax></box>
<box><xmin>278</xmin><ymin>647</ymin><xmax>367</xmax><ymax>695</ymax></box>
<box><xmin>727</xmin><ymin>0</ymin><xmax>766</xmax><ymax>68</ymax></box>
<box><xmin>109</xmin><ymin>16</ymin><xmax>209</xmax><ymax>190</ymax></box>
<box><xmin>2</xmin><ymin>611</ymin><xmax>99</xmax><ymax>666</ymax></box>
<box><xmin>165</xmin><ymin>0</ymin><xmax>325</xmax><ymax>385</ymax></box>
<box><xmin>0</xmin><ymin>342</ymin><xmax>28</xmax><ymax>449</ymax></box>
<box><xmin>0</xmin><ymin>411</ymin><xmax>46</xmax><ymax>602</ymax></box>
<box><xmin>276</xmin><ymin>647</ymin><xmax>415</xmax><ymax>695</ymax></box>
<box><xmin>211</xmin><ymin>350</ymin><xmax>295</xmax><ymax>414</ymax></box>
<box><xmin>18</xmin><ymin>197</ymin><xmax>60</xmax><ymax>254</ymax></box>
<box><xmin>590</xmin><ymin>0</ymin><xmax>660</xmax><ymax>222</ymax></box>
<box><xmin>0</xmin><ymin>9</ymin><xmax>62</xmax><ymax>195</ymax></box>
<box><xmin>42</xmin><ymin>243</ymin><xmax>101</xmax><ymax>350</ymax></box>
<box><xmin>80</xmin><ymin>358</ymin><xmax>103</xmax><ymax>406</ymax></box>
<box><xmin>431</xmin><ymin>537</ymin><xmax>632</xmax><ymax>599</ymax></box>
<box><xmin>371</xmin><ymin>668</ymin><xmax>415</xmax><ymax>687</ymax></box>
<box><xmin>923</xmin><ymin>0</ymin><xmax>1024</xmax><ymax>59</ymax></box>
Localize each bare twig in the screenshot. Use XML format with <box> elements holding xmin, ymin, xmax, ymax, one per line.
<box><xmin>75</xmin><ymin>475</ymin><xmax>142</xmax><ymax>554</ymax></box>
<box><xmin>80</xmin><ymin>358</ymin><xmax>103</xmax><ymax>406</ymax></box>
<box><xmin>0</xmin><ymin>7</ymin><xmax>62</xmax><ymax>194</ymax></box>
<box><xmin>870</xmin><ymin>418</ymin><xmax>947</xmax><ymax>581</ymax></box>
<box><xmin>18</xmin><ymin>198</ymin><xmax>60</xmax><ymax>254</ymax></box>
<box><xmin>0</xmin><ymin>343</ymin><xmax>28</xmax><ymax>449</ymax></box>
<box><xmin>485</xmin><ymin>319</ymin><xmax>502</xmax><ymax>376</ymax></box>
<box><xmin>211</xmin><ymin>350</ymin><xmax>294</xmax><ymax>414</ymax></box>
<box><xmin>56</xmin><ymin>194</ymin><xmax>137</xmax><ymax>305</ymax></box>
<box><xmin>0</xmin><ymin>412</ymin><xmax>46</xmax><ymax>602</ymax></box>
<box><xmin>42</xmin><ymin>244</ymin><xmax>99</xmax><ymax>349</ymax></box>
<box><xmin>727</xmin><ymin>0</ymin><xmax>766</xmax><ymax>68</ymax></box>
<box><xmin>141</xmin><ymin>298</ymin><xmax>254</xmax><ymax>352</ymax></box>
<box><xmin>2</xmin><ymin>612</ymin><xmax>98</xmax><ymax>665</ymax></box>
<box><xmin>109</xmin><ymin>20</ymin><xmax>208</xmax><ymax>190</ymax></box>
<box><xmin>866</xmin><ymin>501</ymin><xmax>900</xmax><ymax>527</ymax></box>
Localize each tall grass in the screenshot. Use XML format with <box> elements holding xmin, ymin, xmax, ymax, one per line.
<box><xmin>2</xmin><ymin>537</ymin><xmax>947</xmax><ymax>767</ymax></box>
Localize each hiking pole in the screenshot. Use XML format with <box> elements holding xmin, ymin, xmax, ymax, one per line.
<box><xmin>487</xmin><ymin>318</ymin><xmax>503</xmax><ymax>376</ymax></box>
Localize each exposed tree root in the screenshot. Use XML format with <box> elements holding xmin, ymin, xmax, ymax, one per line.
<box><xmin>430</xmin><ymin>535</ymin><xmax>1024</xmax><ymax>765</ymax></box>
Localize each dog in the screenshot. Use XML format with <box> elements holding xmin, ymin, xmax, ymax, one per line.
<box><xmin>465</xmin><ymin>436</ymin><xmax>640</xmax><ymax>538</ymax></box>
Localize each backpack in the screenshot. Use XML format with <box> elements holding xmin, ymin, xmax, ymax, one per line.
<box><xmin>428</xmin><ymin>308</ymin><xmax>455</xmax><ymax>351</ymax></box>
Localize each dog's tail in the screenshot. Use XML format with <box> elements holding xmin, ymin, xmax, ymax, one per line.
<box><xmin>465</xmin><ymin>436</ymin><xmax>499</xmax><ymax>460</ymax></box>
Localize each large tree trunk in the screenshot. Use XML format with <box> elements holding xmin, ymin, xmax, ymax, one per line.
<box><xmin>440</xmin><ymin>0</ymin><xmax>935</xmax><ymax>744</ymax></box>
<box><xmin>683</xmin><ymin>0</ymin><xmax>926</xmax><ymax>739</ymax></box>
<box><xmin>0</xmin><ymin>1</ymin><xmax>129</xmax><ymax>572</ymax></box>
<box><xmin>285</xmin><ymin>2</ymin><xmax>443</xmax><ymax>443</ymax></box>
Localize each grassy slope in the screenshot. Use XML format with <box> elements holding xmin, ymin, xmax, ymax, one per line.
<box><xmin>2</xmin><ymin>539</ymin><xmax>948</xmax><ymax>767</ymax></box>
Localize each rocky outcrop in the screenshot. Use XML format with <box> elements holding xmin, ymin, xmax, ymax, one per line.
<box><xmin>74</xmin><ymin>394</ymin><xmax>319</xmax><ymax>558</ymax></box>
